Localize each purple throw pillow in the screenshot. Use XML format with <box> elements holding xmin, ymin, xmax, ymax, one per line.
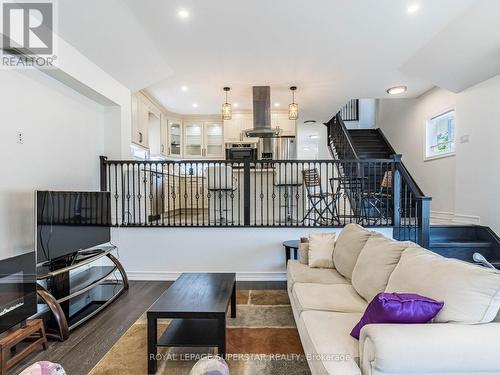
<box><xmin>350</xmin><ymin>292</ymin><xmax>444</xmax><ymax>339</ymax></box>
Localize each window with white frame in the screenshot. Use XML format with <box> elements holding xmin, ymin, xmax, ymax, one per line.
<box><xmin>425</xmin><ymin>110</ymin><xmax>455</xmax><ymax>159</ymax></box>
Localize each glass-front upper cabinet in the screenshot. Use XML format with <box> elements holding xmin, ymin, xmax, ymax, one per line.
<box><xmin>184</xmin><ymin>122</ymin><xmax>203</xmax><ymax>158</ymax></box>
<box><xmin>168</xmin><ymin>121</ymin><xmax>182</xmax><ymax>157</ymax></box>
<box><xmin>205</xmin><ymin>122</ymin><xmax>224</xmax><ymax>158</ymax></box>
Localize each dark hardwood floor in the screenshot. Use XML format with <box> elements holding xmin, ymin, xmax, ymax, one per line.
<box><xmin>13</xmin><ymin>279</ymin><xmax>285</xmax><ymax>375</ymax></box>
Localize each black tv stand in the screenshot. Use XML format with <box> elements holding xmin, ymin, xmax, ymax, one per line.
<box><xmin>35</xmin><ymin>245</ymin><xmax>128</xmax><ymax>341</ymax></box>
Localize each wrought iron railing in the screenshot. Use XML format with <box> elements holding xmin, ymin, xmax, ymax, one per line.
<box><xmin>340</xmin><ymin>99</ymin><xmax>359</xmax><ymax>122</ymax></box>
<box><xmin>325</xmin><ymin>113</ymin><xmax>431</xmax><ymax>247</ymax></box>
<box><xmin>100</xmin><ymin>156</ymin><xmax>401</xmax><ymax>229</ymax></box>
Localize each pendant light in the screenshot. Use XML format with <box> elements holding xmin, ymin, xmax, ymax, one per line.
<box><xmin>222</xmin><ymin>87</ymin><xmax>232</xmax><ymax>120</ymax></box>
<box><xmin>288</xmin><ymin>86</ymin><xmax>298</xmax><ymax>120</ymax></box>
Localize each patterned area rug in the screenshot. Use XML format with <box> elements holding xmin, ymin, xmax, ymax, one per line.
<box><xmin>89</xmin><ymin>290</ymin><xmax>311</xmax><ymax>374</ymax></box>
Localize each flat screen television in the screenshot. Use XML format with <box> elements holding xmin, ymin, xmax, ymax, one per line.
<box><xmin>36</xmin><ymin>191</ymin><xmax>111</xmax><ymax>266</ymax></box>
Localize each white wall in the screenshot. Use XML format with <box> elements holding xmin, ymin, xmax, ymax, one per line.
<box><xmin>454</xmin><ymin>75</ymin><xmax>500</xmax><ymax>232</ymax></box>
<box><xmin>377</xmin><ymin>74</ymin><xmax>500</xmax><ymax>233</ymax></box>
<box><xmin>344</xmin><ymin>98</ymin><xmax>377</xmax><ymax>129</ymax></box>
<box><xmin>0</xmin><ymin>34</ymin><xmax>131</xmax><ymax>261</ymax></box>
<box><xmin>112</xmin><ymin>227</ymin><xmax>393</xmax><ymax>280</ymax></box>
<box><xmin>377</xmin><ymin>88</ymin><xmax>457</xmax><ymax>215</ymax></box>
<box><xmin>0</xmin><ymin>70</ymin><xmax>105</xmax><ymax>259</ymax></box>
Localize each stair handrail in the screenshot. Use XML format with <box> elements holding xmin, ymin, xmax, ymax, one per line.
<box><xmin>394</xmin><ymin>163</ymin><xmax>425</xmax><ymax>198</ymax></box>
<box><xmin>337</xmin><ymin>113</ymin><xmax>359</xmax><ymax>159</ymax></box>
<box><xmin>390</xmin><ymin>154</ymin><xmax>432</xmax><ymax>248</ymax></box>
<box><xmin>326</xmin><ymin>112</ymin><xmax>359</xmax><ymax>159</ymax></box>
<box><xmin>377</xmin><ymin>128</ymin><xmax>425</xmax><ymax>198</ymax></box>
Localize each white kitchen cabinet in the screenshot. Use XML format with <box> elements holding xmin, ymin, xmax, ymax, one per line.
<box><xmin>223</xmin><ymin>113</ymin><xmax>257</xmax><ymax>143</ymax></box>
<box><xmin>131</xmin><ymin>94</ymin><xmax>149</xmax><ymax>147</ymax></box>
<box><xmin>204</xmin><ymin>122</ymin><xmax>224</xmax><ymax>158</ymax></box>
<box><xmin>160</xmin><ymin>114</ymin><xmax>169</xmax><ymax>157</ymax></box>
<box><xmin>224</xmin><ymin>112</ymin><xmax>295</xmax><ymax>142</ymax></box>
<box><xmin>184</xmin><ymin>122</ymin><xmax>224</xmax><ymax>159</ymax></box>
<box><xmin>168</xmin><ymin>120</ymin><xmax>182</xmax><ymax>158</ymax></box>
<box><xmin>223</xmin><ymin>114</ymin><xmax>243</xmax><ymax>142</ymax></box>
<box><xmin>184</xmin><ymin>122</ymin><xmax>204</xmax><ymax>158</ymax></box>
<box><xmin>147</xmin><ymin>111</ymin><xmax>162</xmax><ymax>157</ymax></box>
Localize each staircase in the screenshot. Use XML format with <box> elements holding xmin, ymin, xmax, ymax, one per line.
<box><xmin>348</xmin><ymin>129</ymin><xmax>393</xmax><ymax>159</ymax></box>
<box><xmin>429</xmin><ymin>225</ymin><xmax>500</xmax><ymax>266</ymax></box>
<box><xmin>326</xmin><ymin>111</ymin><xmax>500</xmax><ymax>266</ymax></box>
<box><xmin>326</xmin><ymin>112</ymin><xmax>431</xmax><ymax>246</ymax></box>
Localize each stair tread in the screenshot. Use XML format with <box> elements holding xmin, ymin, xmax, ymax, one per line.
<box><xmin>430</xmin><ymin>241</ymin><xmax>493</xmax><ymax>248</ymax></box>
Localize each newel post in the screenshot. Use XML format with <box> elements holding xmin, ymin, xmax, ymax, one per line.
<box><xmin>100</xmin><ymin>156</ymin><xmax>108</xmax><ymax>192</ymax></box>
<box><xmin>418</xmin><ymin>197</ymin><xmax>432</xmax><ymax>248</ymax></box>
<box><xmin>243</xmin><ymin>160</ymin><xmax>251</xmax><ymax>225</ymax></box>
<box><xmin>391</xmin><ymin>154</ymin><xmax>402</xmax><ymax>229</ymax></box>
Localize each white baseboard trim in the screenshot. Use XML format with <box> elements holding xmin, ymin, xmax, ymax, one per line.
<box><xmin>430</xmin><ymin>211</ymin><xmax>480</xmax><ymax>225</ymax></box>
<box><xmin>453</xmin><ymin>213</ymin><xmax>481</xmax><ymax>225</ymax></box>
<box><xmin>125</xmin><ymin>271</ymin><xmax>287</xmax><ymax>282</ymax></box>
<box><xmin>430</xmin><ymin>210</ymin><xmax>454</xmax><ymax>224</ymax></box>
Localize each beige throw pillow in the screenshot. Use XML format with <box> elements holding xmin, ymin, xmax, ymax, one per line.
<box><xmin>352</xmin><ymin>233</ymin><xmax>415</xmax><ymax>302</ymax></box>
<box><xmin>386</xmin><ymin>246</ymin><xmax>500</xmax><ymax>323</ymax></box>
<box><xmin>299</xmin><ymin>237</ymin><xmax>309</xmax><ymax>265</ymax></box>
<box><xmin>308</xmin><ymin>232</ymin><xmax>336</xmax><ymax>268</ymax></box>
<box><xmin>333</xmin><ymin>224</ymin><xmax>373</xmax><ymax>279</ymax></box>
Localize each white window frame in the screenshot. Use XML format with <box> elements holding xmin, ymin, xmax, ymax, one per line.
<box><xmin>424</xmin><ymin>108</ymin><xmax>456</xmax><ymax>161</ymax></box>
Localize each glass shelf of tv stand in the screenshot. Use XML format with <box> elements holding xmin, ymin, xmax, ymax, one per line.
<box><xmin>67</xmin><ymin>281</ymin><xmax>124</xmax><ymax>330</ymax></box>
<box><xmin>58</xmin><ymin>265</ymin><xmax>119</xmax><ymax>303</ymax></box>
<box><xmin>35</xmin><ymin>280</ymin><xmax>125</xmax><ymax>332</ymax></box>
<box><xmin>37</xmin><ymin>244</ymin><xmax>117</xmax><ymax>280</ymax></box>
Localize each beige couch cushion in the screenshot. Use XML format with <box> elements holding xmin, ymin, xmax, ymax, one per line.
<box><xmin>298</xmin><ymin>311</ymin><xmax>362</xmax><ymax>375</ymax></box>
<box><xmin>292</xmin><ymin>283</ymin><xmax>367</xmax><ymax>314</ymax></box>
<box><xmin>287</xmin><ymin>260</ymin><xmax>348</xmax><ymax>293</ymax></box>
<box><xmin>309</xmin><ymin>232</ymin><xmax>336</xmax><ymax>268</ymax></box>
<box><xmin>333</xmin><ymin>224</ymin><xmax>373</xmax><ymax>280</ymax></box>
<box><xmin>299</xmin><ymin>237</ymin><xmax>309</xmax><ymax>265</ymax></box>
<box><xmin>352</xmin><ymin>234</ymin><xmax>415</xmax><ymax>302</ymax></box>
<box><xmin>360</xmin><ymin>323</ymin><xmax>500</xmax><ymax>375</ymax></box>
<box><xmin>386</xmin><ymin>246</ymin><xmax>500</xmax><ymax>323</ymax></box>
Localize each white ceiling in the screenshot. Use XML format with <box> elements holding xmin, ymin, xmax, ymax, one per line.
<box><xmin>401</xmin><ymin>0</ymin><xmax>500</xmax><ymax>93</ymax></box>
<box><xmin>56</xmin><ymin>0</ymin><xmax>497</xmax><ymax>124</ymax></box>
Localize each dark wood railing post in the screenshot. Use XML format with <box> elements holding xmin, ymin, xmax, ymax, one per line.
<box><xmin>100</xmin><ymin>156</ymin><xmax>108</xmax><ymax>192</ymax></box>
<box><xmin>418</xmin><ymin>197</ymin><xmax>432</xmax><ymax>248</ymax></box>
<box><xmin>243</xmin><ymin>160</ymin><xmax>251</xmax><ymax>225</ymax></box>
<box><xmin>391</xmin><ymin>155</ymin><xmax>402</xmax><ymax>230</ymax></box>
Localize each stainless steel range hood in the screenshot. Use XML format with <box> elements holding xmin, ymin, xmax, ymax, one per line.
<box><xmin>244</xmin><ymin>86</ymin><xmax>280</xmax><ymax>138</ymax></box>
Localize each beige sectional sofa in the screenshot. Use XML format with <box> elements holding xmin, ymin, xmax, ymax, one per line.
<box><xmin>288</xmin><ymin>224</ymin><xmax>500</xmax><ymax>375</ymax></box>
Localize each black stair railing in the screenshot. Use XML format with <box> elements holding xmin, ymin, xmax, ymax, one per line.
<box><xmin>325</xmin><ymin>112</ymin><xmax>432</xmax><ymax>247</ymax></box>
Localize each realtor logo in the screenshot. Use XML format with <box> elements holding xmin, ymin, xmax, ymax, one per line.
<box><xmin>2</xmin><ymin>2</ymin><xmax>53</xmax><ymax>54</ymax></box>
<box><xmin>1</xmin><ymin>1</ymin><xmax>57</xmax><ymax>68</ymax></box>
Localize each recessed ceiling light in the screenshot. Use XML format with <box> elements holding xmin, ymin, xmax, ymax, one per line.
<box><xmin>233</xmin><ymin>103</ymin><xmax>239</xmax><ymax>108</ymax></box>
<box><xmin>407</xmin><ymin>3</ymin><xmax>420</xmax><ymax>14</ymax></box>
<box><xmin>386</xmin><ymin>85</ymin><xmax>408</xmax><ymax>95</ymax></box>
<box><xmin>177</xmin><ymin>9</ymin><xmax>190</xmax><ymax>19</ymax></box>
<box><xmin>309</xmin><ymin>135</ymin><xmax>319</xmax><ymax>139</ymax></box>
<box><xmin>303</xmin><ymin>148</ymin><xmax>311</xmax><ymax>151</ymax></box>
<box><xmin>274</xmin><ymin>102</ymin><xmax>280</xmax><ymax>107</ymax></box>
<box><xmin>192</xmin><ymin>103</ymin><xmax>198</xmax><ymax>108</ymax></box>
<box><xmin>181</xmin><ymin>85</ymin><xmax>188</xmax><ymax>92</ymax></box>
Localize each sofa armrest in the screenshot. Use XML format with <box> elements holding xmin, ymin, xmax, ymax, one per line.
<box><xmin>360</xmin><ymin>323</ymin><xmax>500</xmax><ymax>374</ymax></box>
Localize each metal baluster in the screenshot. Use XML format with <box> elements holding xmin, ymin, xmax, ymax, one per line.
<box><xmin>207</xmin><ymin>162</ymin><xmax>211</xmax><ymax>226</ymax></box>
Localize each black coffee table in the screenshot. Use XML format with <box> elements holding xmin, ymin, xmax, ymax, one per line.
<box><xmin>147</xmin><ymin>273</ymin><xmax>236</xmax><ymax>374</ymax></box>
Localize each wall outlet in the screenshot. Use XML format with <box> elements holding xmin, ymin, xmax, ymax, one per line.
<box><xmin>16</xmin><ymin>131</ymin><xmax>24</xmax><ymax>144</ymax></box>
<box><xmin>460</xmin><ymin>135</ymin><xmax>470</xmax><ymax>144</ymax></box>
